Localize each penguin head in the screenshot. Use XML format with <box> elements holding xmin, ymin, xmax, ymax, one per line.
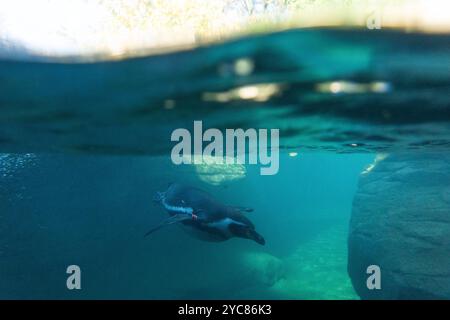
<box><xmin>229</xmin><ymin>222</ymin><xmax>265</xmax><ymax>245</ymax></box>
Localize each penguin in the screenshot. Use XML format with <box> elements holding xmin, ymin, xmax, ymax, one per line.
<box><xmin>145</xmin><ymin>183</ymin><xmax>265</xmax><ymax>245</ymax></box>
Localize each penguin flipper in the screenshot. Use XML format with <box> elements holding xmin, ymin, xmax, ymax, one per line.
<box><xmin>229</xmin><ymin>206</ymin><xmax>254</xmax><ymax>213</ymax></box>
<box><xmin>144</xmin><ymin>214</ymin><xmax>192</xmax><ymax>237</ymax></box>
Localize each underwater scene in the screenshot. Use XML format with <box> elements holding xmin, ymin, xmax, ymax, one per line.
<box><xmin>1</xmin><ymin>153</ymin><xmax>373</xmax><ymax>299</ymax></box>
<box><xmin>1</xmin><ymin>0</ymin><xmax>450</xmax><ymax>300</ymax></box>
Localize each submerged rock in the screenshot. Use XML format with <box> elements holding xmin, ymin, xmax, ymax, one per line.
<box><xmin>273</xmin><ymin>225</ymin><xmax>358</xmax><ymax>300</ymax></box>
<box><xmin>233</xmin><ymin>226</ymin><xmax>358</xmax><ymax>299</ymax></box>
<box><xmin>348</xmin><ymin>153</ymin><xmax>450</xmax><ymax>299</ymax></box>
<box><xmin>240</xmin><ymin>251</ymin><xmax>285</xmax><ymax>287</ymax></box>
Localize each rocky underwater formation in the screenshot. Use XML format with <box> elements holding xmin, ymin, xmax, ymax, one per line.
<box><xmin>232</xmin><ymin>225</ymin><xmax>358</xmax><ymax>300</ymax></box>
<box><xmin>348</xmin><ymin>153</ymin><xmax>450</xmax><ymax>299</ymax></box>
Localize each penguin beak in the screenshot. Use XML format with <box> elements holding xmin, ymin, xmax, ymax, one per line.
<box><xmin>248</xmin><ymin>230</ymin><xmax>265</xmax><ymax>245</ymax></box>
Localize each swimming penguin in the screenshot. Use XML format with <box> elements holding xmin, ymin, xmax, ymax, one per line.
<box><xmin>145</xmin><ymin>183</ymin><xmax>265</xmax><ymax>245</ymax></box>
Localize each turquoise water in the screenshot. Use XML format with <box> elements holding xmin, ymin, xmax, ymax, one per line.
<box><xmin>0</xmin><ymin>153</ymin><xmax>372</xmax><ymax>299</ymax></box>
<box><xmin>0</xmin><ymin>28</ymin><xmax>449</xmax><ymax>299</ymax></box>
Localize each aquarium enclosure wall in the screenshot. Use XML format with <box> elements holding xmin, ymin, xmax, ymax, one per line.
<box><xmin>0</xmin><ymin>0</ymin><xmax>449</xmax><ymax>300</ymax></box>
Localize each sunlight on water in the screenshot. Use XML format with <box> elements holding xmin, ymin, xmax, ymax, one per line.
<box><xmin>203</xmin><ymin>83</ymin><xmax>283</xmax><ymax>103</ymax></box>
<box><xmin>361</xmin><ymin>153</ymin><xmax>388</xmax><ymax>175</ymax></box>
<box><xmin>191</xmin><ymin>155</ymin><xmax>246</xmax><ymax>186</ymax></box>
<box><xmin>316</xmin><ymin>81</ymin><xmax>391</xmax><ymax>95</ymax></box>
